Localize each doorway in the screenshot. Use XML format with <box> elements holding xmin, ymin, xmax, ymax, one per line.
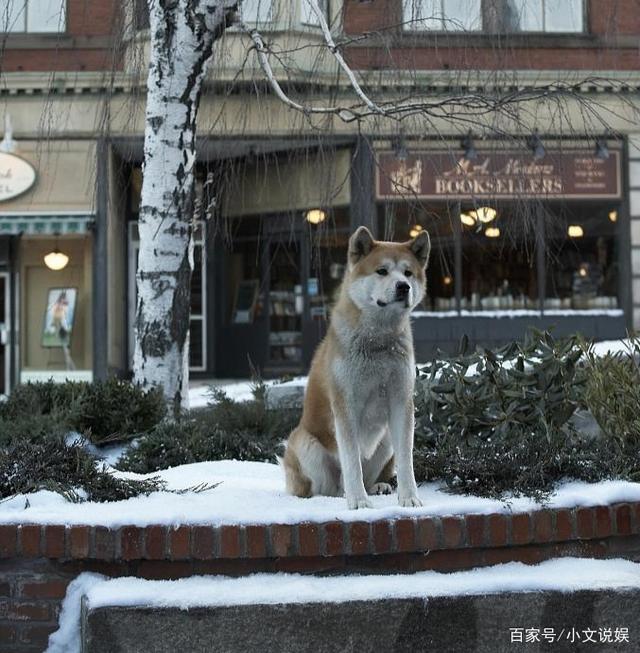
<box><xmin>0</xmin><ymin>272</ymin><xmax>10</xmax><ymax>395</ymax></box>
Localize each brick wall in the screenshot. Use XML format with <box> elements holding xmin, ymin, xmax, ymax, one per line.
<box><xmin>1</xmin><ymin>502</ymin><xmax>640</xmax><ymax>652</ymax></box>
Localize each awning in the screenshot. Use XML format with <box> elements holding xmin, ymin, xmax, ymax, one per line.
<box><xmin>0</xmin><ymin>212</ymin><xmax>95</xmax><ymax>235</ymax></box>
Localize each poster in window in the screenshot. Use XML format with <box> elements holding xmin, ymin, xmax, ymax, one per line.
<box><xmin>42</xmin><ymin>288</ymin><xmax>78</xmax><ymax>348</ymax></box>
<box><xmin>233</xmin><ymin>280</ymin><xmax>259</xmax><ymax>324</ymax></box>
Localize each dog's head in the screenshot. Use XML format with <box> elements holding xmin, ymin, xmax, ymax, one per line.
<box><xmin>346</xmin><ymin>226</ymin><xmax>430</xmax><ymax>314</ymax></box>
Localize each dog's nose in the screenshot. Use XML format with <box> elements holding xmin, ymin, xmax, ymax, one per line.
<box><xmin>396</xmin><ymin>281</ymin><xmax>410</xmax><ymax>295</ymax></box>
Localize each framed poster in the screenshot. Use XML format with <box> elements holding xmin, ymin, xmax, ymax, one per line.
<box><xmin>42</xmin><ymin>288</ymin><xmax>78</xmax><ymax>348</ymax></box>
<box><xmin>232</xmin><ymin>279</ymin><xmax>259</xmax><ymax>324</ymax></box>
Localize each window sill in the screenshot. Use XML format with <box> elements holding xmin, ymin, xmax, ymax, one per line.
<box><xmin>0</xmin><ymin>33</ymin><xmax>113</xmax><ymax>50</ymax></box>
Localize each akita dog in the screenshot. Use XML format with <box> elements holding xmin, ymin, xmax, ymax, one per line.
<box><xmin>282</xmin><ymin>226</ymin><xmax>430</xmax><ymax>509</ymax></box>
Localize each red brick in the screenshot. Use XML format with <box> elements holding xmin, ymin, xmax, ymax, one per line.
<box><xmin>220</xmin><ymin>526</ymin><xmax>241</xmax><ymax>558</ymax></box>
<box><xmin>191</xmin><ymin>526</ymin><xmax>215</xmax><ymax>560</ymax></box>
<box><xmin>594</xmin><ymin>506</ymin><xmax>612</xmax><ymax>539</ymax></box>
<box><xmin>511</xmin><ymin>513</ymin><xmax>531</xmax><ymax>546</ymax></box>
<box><xmin>68</xmin><ymin>526</ymin><xmax>90</xmax><ymax>559</ymax></box>
<box><xmin>0</xmin><ymin>624</ymin><xmax>16</xmax><ymax>644</ymax></box>
<box><xmin>18</xmin><ymin>623</ymin><xmax>56</xmax><ymax>646</ymax></box>
<box><xmin>44</xmin><ymin>525</ymin><xmax>66</xmax><ymax>558</ymax></box>
<box><xmin>9</xmin><ymin>601</ymin><xmax>50</xmax><ymax>621</ymax></box>
<box><xmin>297</xmin><ymin>523</ymin><xmax>320</xmax><ymax>557</ymax></box>
<box><xmin>415</xmin><ymin>518</ymin><xmax>440</xmax><ymax>550</ymax></box>
<box><xmin>324</xmin><ymin>522</ymin><xmax>343</xmax><ymax>557</ymax></box>
<box><xmin>615</xmin><ymin>504</ymin><xmax>632</xmax><ymax>536</ymax></box>
<box><xmin>244</xmin><ymin>525</ymin><xmax>267</xmax><ymax>559</ymax></box>
<box><xmin>19</xmin><ymin>525</ymin><xmax>41</xmax><ymax>557</ymax></box>
<box><xmin>464</xmin><ymin>514</ymin><xmax>486</xmax><ymax>548</ymax></box>
<box><xmin>634</xmin><ymin>503</ymin><xmax>640</xmax><ymax>532</ymax></box>
<box><xmin>0</xmin><ymin>525</ymin><xmax>17</xmax><ymax>558</ymax></box>
<box><xmin>395</xmin><ymin>518</ymin><xmax>416</xmax><ymax>553</ymax></box>
<box><xmin>348</xmin><ymin>522</ymin><xmax>370</xmax><ymax>555</ymax></box>
<box><xmin>555</xmin><ymin>510</ymin><xmax>574</xmax><ymax>541</ymax></box>
<box><xmin>372</xmin><ymin>521</ymin><xmax>392</xmax><ymax>554</ymax></box>
<box><xmin>488</xmin><ymin>514</ymin><xmax>508</xmax><ymax>547</ymax></box>
<box><xmin>120</xmin><ymin>526</ymin><xmax>142</xmax><ymax>561</ymax></box>
<box><xmin>441</xmin><ymin>517</ymin><xmax>464</xmax><ymax>549</ymax></box>
<box><xmin>94</xmin><ymin>526</ymin><xmax>117</xmax><ymax>560</ymax></box>
<box><xmin>169</xmin><ymin>526</ymin><xmax>190</xmax><ymax>560</ymax></box>
<box><xmin>21</xmin><ymin>580</ymin><xmax>68</xmax><ymax>600</ymax></box>
<box><xmin>144</xmin><ymin>526</ymin><xmax>166</xmax><ymax>559</ymax></box>
<box><xmin>576</xmin><ymin>508</ymin><xmax>594</xmax><ymax>539</ymax></box>
<box><xmin>423</xmin><ymin>548</ymin><xmax>482</xmax><ymax>572</ymax></box>
<box><xmin>270</xmin><ymin>524</ymin><xmax>292</xmax><ymax>558</ymax></box>
<box><xmin>532</xmin><ymin>510</ymin><xmax>553</xmax><ymax>543</ymax></box>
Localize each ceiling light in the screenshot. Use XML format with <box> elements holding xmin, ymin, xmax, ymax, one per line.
<box><xmin>460</xmin><ymin>212</ymin><xmax>476</xmax><ymax>227</ymax></box>
<box><xmin>608</xmin><ymin>210</ymin><xmax>618</xmax><ymax>223</ymax></box>
<box><xmin>485</xmin><ymin>227</ymin><xmax>500</xmax><ymax>238</ymax></box>
<box><xmin>568</xmin><ymin>225</ymin><xmax>584</xmax><ymax>238</ymax></box>
<box><xmin>527</xmin><ymin>130</ymin><xmax>545</xmax><ymax>161</ymax></box>
<box><xmin>305</xmin><ymin>209</ymin><xmax>326</xmax><ymax>225</ymax></box>
<box><xmin>594</xmin><ymin>138</ymin><xmax>610</xmax><ymax>160</ymax></box>
<box><xmin>44</xmin><ymin>249</ymin><xmax>69</xmax><ymax>271</ymax></box>
<box><xmin>409</xmin><ymin>224</ymin><xmax>423</xmax><ymax>238</ymax></box>
<box><xmin>469</xmin><ymin>206</ymin><xmax>497</xmax><ymax>223</ymax></box>
<box><xmin>443</xmin><ymin>275</ymin><xmax>453</xmax><ymax>286</ymax></box>
<box><xmin>578</xmin><ymin>264</ymin><xmax>588</xmax><ymax>278</ymax></box>
<box><xmin>460</xmin><ymin>130</ymin><xmax>477</xmax><ymax>162</ymax></box>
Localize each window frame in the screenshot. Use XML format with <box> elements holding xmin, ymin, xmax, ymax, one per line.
<box><xmin>0</xmin><ymin>0</ymin><xmax>67</xmax><ymax>34</ymax></box>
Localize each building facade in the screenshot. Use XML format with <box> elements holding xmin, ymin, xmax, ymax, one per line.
<box><xmin>0</xmin><ymin>0</ymin><xmax>639</xmax><ymax>388</ymax></box>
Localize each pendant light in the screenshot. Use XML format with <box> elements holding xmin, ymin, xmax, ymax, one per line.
<box><xmin>44</xmin><ymin>234</ymin><xmax>69</xmax><ymax>271</ymax></box>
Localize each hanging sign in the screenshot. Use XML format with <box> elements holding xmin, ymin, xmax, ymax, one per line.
<box><xmin>376</xmin><ymin>149</ymin><xmax>621</xmax><ymax>200</ymax></box>
<box><xmin>0</xmin><ymin>152</ymin><xmax>36</xmax><ymax>202</ymax></box>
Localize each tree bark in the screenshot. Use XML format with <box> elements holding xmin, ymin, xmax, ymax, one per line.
<box><xmin>134</xmin><ymin>0</ymin><xmax>236</xmax><ymax>414</ymax></box>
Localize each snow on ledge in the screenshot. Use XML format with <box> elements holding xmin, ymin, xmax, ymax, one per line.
<box><xmin>85</xmin><ymin>558</ymin><xmax>640</xmax><ymax>611</ymax></box>
<box><xmin>3</xmin><ymin>460</ymin><xmax>640</xmax><ymax>528</ymax></box>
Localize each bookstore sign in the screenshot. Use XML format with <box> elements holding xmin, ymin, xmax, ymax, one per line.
<box><xmin>376</xmin><ymin>149</ymin><xmax>621</xmax><ymax>200</ymax></box>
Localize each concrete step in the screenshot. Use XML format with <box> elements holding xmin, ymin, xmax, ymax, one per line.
<box><xmin>82</xmin><ymin>589</ymin><xmax>639</xmax><ymax>653</ymax></box>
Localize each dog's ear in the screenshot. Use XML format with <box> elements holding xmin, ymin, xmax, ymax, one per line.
<box><xmin>348</xmin><ymin>226</ymin><xmax>375</xmax><ymax>266</ymax></box>
<box><xmin>409</xmin><ymin>230</ymin><xmax>431</xmax><ymax>268</ymax></box>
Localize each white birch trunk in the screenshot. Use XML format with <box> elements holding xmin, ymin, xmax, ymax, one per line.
<box><xmin>134</xmin><ymin>0</ymin><xmax>236</xmax><ymax>414</ymax></box>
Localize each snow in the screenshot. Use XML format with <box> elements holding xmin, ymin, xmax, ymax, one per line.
<box><xmin>84</xmin><ymin>558</ymin><xmax>640</xmax><ymax>610</ymax></box>
<box><xmin>2</xmin><ymin>460</ymin><xmax>640</xmax><ymax>528</ymax></box>
<box><xmin>412</xmin><ymin>309</ymin><xmax>624</xmax><ymax>319</ymax></box>
<box><xmin>45</xmin><ymin>572</ymin><xmax>105</xmax><ymax>653</ymax></box>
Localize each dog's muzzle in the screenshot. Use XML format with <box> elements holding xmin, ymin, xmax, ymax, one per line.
<box><xmin>395</xmin><ymin>281</ymin><xmax>410</xmax><ymax>302</ymax></box>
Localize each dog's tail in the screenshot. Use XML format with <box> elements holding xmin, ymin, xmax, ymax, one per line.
<box><xmin>278</xmin><ymin>439</ymin><xmax>312</xmax><ymax>498</ymax></box>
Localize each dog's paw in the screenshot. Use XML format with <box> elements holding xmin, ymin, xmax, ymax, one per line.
<box><xmin>347</xmin><ymin>495</ymin><xmax>373</xmax><ymax>510</ymax></box>
<box><xmin>398</xmin><ymin>494</ymin><xmax>423</xmax><ymax>508</ymax></box>
<box><xmin>368</xmin><ymin>482</ymin><xmax>393</xmax><ymax>496</ymax></box>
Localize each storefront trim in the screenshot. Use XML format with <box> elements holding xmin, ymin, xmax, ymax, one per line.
<box><xmin>0</xmin><ymin>211</ymin><xmax>95</xmax><ymax>235</ymax></box>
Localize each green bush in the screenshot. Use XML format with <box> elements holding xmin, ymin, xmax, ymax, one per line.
<box><xmin>0</xmin><ymin>380</ymin><xmax>86</xmax><ymax>421</ymax></box>
<box><xmin>412</xmin><ymin>330</ymin><xmax>607</xmax><ymax>499</ymax></box>
<box><xmin>117</xmin><ymin>383</ymin><xmax>297</xmax><ymax>473</ymax></box>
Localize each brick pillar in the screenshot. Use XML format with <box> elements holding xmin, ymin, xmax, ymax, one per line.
<box><xmin>629</xmin><ymin>135</ymin><xmax>640</xmax><ymax>328</ymax></box>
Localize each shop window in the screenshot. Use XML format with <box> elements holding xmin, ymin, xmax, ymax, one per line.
<box><xmin>241</xmin><ymin>0</ymin><xmax>272</xmax><ymax>24</ymax></box>
<box><xmin>545</xmin><ymin>204</ymin><xmax>618</xmax><ymax>310</ymax></box>
<box><xmin>461</xmin><ymin>204</ymin><xmax>539</xmax><ymax>311</ymax></box>
<box><xmin>300</xmin><ymin>0</ymin><xmax>328</xmax><ymax>26</ymax></box>
<box><xmin>0</xmin><ymin>0</ymin><xmax>66</xmax><ymax>33</ymax></box>
<box><xmin>403</xmin><ymin>0</ymin><xmax>482</xmax><ymax>31</ymax></box>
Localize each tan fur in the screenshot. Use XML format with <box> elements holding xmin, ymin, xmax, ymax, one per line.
<box><xmin>282</xmin><ymin>228</ymin><xmax>429</xmax><ymax>509</ymax></box>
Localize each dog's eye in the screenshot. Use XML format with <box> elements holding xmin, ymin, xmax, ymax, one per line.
<box><xmin>376</xmin><ymin>268</ymin><xmax>388</xmax><ymax>276</ymax></box>
<box><xmin>404</xmin><ymin>270</ymin><xmax>413</xmax><ymax>277</ymax></box>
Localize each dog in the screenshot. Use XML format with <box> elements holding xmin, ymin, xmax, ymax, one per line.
<box><xmin>282</xmin><ymin>226</ymin><xmax>430</xmax><ymax>509</ymax></box>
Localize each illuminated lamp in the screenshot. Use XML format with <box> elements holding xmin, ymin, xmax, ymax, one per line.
<box><xmin>443</xmin><ymin>275</ymin><xmax>453</xmax><ymax>286</ymax></box>
<box><xmin>460</xmin><ymin>212</ymin><xmax>476</xmax><ymax>227</ymax></box>
<box><xmin>305</xmin><ymin>209</ymin><xmax>326</xmax><ymax>225</ymax></box>
<box><xmin>567</xmin><ymin>225</ymin><xmax>584</xmax><ymax>238</ymax></box>
<box><xmin>485</xmin><ymin>226</ymin><xmax>500</xmax><ymax>238</ymax></box>
<box><xmin>44</xmin><ymin>249</ymin><xmax>69</xmax><ymax>271</ymax></box>
<box><xmin>409</xmin><ymin>224</ymin><xmax>423</xmax><ymax>238</ymax></box>
<box><xmin>608</xmin><ymin>210</ymin><xmax>618</xmax><ymax>223</ymax></box>
<box><xmin>469</xmin><ymin>206</ymin><xmax>497</xmax><ymax>223</ymax></box>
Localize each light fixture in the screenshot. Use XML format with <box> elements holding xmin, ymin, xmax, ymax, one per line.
<box><xmin>527</xmin><ymin>130</ymin><xmax>545</xmax><ymax>161</ymax></box>
<box><xmin>578</xmin><ymin>264</ymin><xmax>588</xmax><ymax>278</ymax></box>
<box><xmin>485</xmin><ymin>226</ymin><xmax>500</xmax><ymax>238</ymax></box>
<box><xmin>392</xmin><ymin>134</ymin><xmax>409</xmax><ymax>161</ymax></box>
<box><xmin>409</xmin><ymin>224</ymin><xmax>423</xmax><ymax>238</ymax></box>
<box><xmin>460</xmin><ymin>130</ymin><xmax>477</xmax><ymax>162</ymax></box>
<box><xmin>44</xmin><ymin>249</ymin><xmax>69</xmax><ymax>271</ymax></box>
<box><xmin>469</xmin><ymin>206</ymin><xmax>497</xmax><ymax>223</ymax></box>
<box><xmin>568</xmin><ymin>225</ymin><xmax>584</xmax><ymax>238</ymax></box>
<box><xmin>305</xmin><ymin>209</ymin><xmax>326</xmax><ymax>225</ymax></box>
<box><xmin>460</xmin><ymin>212</ymin><xmax>476</xmax><ymax>227</ymax></box>
<box><xmin>608</xmin><ymin>210</ymin><xmax>618</xmax><ymax>223</ymax></box>
<box><xmin>594</xmin><ymin>137</ymin><xmax>610</xmax><ymax>160</ymax></box>
<box><xmin>443</xmin><ymin>275</ymin><xmax>453</xmax><ymax>286</ymax></box>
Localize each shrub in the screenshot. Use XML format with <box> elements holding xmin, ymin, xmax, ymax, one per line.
<box><xmin>0</xmin><ymin>437</ymin><xmax>165</xmax><ymax>502</ymax></box>
<box><xmin>412</xmin><ymin>330</ymin><xmax>602</xmax><ymax>499</ymax></box>
<box><xmin>0</xmin><ymin>380</ymin><xmax>86</xmax><ymax>421</ymax></box>
<box><xmin>117</xmin><ymin>383</ymin><xmax>298</xmax><ymax>473</ymax></box>
<box><xmin>68</xmin><ymin>378</ymin><xmax>166</xmax><ymax>444</ymax></box>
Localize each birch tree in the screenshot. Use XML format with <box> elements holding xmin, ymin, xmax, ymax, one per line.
<box><xmin>133</xmin><ymin>0</ymin><xmax>237</xmax><ymax>413</ymax></box>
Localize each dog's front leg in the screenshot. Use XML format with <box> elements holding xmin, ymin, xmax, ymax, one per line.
<box><xmin>333</xmin><ymin>401</ymin><xmax>372</xmax><ymax>510</ymax></box>
<box><xmin>389</xmin><ymin>397</ymin><xmax>422</xmax><ymax>508</ymax></box>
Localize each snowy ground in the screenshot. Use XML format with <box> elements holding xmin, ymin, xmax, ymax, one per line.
<box><xmin>46</xmin><ymin>558</ymin><xmax>640</xmax><ymax>653</ymax></box>
<box><xmin>2</xmin><ymin>460</ymin><xmax>640</xmax><ymax>528</ymax></box>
